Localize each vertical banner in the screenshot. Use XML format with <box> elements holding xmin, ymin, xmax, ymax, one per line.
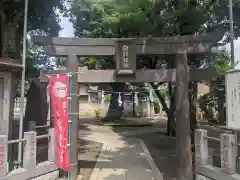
<box><xmin>49</xmin><ymin>74</ymin><xmax>70</xmax><ymax>171</ymax></box>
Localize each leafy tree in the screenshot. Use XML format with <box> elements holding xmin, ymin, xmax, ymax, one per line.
<box><xmin>0</xmin><ymin>0</ymin><xmax>66</xmax><ymax>142</ymax></box>
<box><xmin>0</xmin><ymin>0</ymin><xmax>64</xmax><ymax>58</ymax></box>
<box><xmin>199</xmin><ymin>48</ymin><xmax>231</xmax><ymax>124</ymax></box>
<box><xmin>69</xmin><ymin>0</ymin><xmax>240</xmax><ymax>179</ymax></box>
<box><xmin>70</xmin><ymin>0</ymin><xmax>240</xmax><ymax>125</ymax></box>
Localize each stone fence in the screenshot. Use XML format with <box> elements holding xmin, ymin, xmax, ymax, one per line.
<box><xmin>0</xmin><ymin>122</ymin><xmax>58</xmax><ymax>180</ymax></box>
<box><xmin>195</xmin><ymin>129</ymin><xmax>240</xmax><ymax>180</ymax></box>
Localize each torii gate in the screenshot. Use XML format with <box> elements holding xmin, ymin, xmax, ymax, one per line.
<box><xmin>32</xmin><ymin>33</ymin><xmax>222</xmax><ymax>179</ymax></box>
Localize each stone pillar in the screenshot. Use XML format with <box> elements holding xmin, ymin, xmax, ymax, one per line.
<box><xmin>175</xmin><ymin>53</ymin><xmax>192</xmax><ymax>180</ymax></box>
<box><xmin>48</xmin><ymin>128</ymin><xmax>56</xmax><ymax>162</ymax></box>
<box><xmin>220</xmin><ymin>133</ymin><xmax>237</xmax><ymax>174</ymax></box>
<box><xmin>195</xmin><ymin>129</ymin><xmax>208</xmax><ymax>165</ymax></box>
<box><xmin>23</xmin><ymin>131</ymin><xmax>37</xmax><ymax>169</ymax></box>
<box><xmin>0</xmin><ymin>135</ymin><xmax>8</xmax><ymax>177</ymax></box>
<box><xmin>67</xmin><ymin>55</ymin><xmax>79</xmax><ymax>179</ymax></box>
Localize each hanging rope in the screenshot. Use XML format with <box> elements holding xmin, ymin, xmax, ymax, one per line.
<box><xmin>118</xmin><ymin>92</ymin><xmax>122</xmax><ymax>107</ymax></box>
<box><xmin>134</xmin><ymin>92</ymin><xmax>139</xmax><ymax>106</ymax></box>
<box><xmin>101</xmin><ymin>90</ymin><xmax>105</xmax><ymax>104</ymax></box>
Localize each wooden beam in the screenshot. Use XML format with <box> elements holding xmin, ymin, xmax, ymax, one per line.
<box><xmin>40</xmin><ymin>68</ymin><xmax>216</xmax><ymax>83</ymax></box>
<box><xmin>32</xmin><ymin>33</ymin><xmax>222</xmax><ymax>46</ymax></box>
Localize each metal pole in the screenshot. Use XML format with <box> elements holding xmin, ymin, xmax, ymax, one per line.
<box><xmin>18</xmin><ymin>0</ymin><xmax>29</xmax><ymax>163</ymax></box>
<box><xmin>229</xmin><ymin>0</ymin><xmax>235</xmax><ymax>68</ymax></box>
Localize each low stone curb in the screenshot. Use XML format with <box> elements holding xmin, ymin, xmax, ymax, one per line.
<box><xmin>88</xmin><ymin>143</ymin><xmax>108</xmax><ymax>180</ymax></box>
<box><xmin>132</xmin><ymin>138</ymin><xmax>164</xmax><ymax>180</ymax></box>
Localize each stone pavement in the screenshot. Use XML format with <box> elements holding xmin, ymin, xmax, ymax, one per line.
<box><xmin>79</xmin><ymin>130</ymin><xmax>164</xmax><ymax>180</ymax></box>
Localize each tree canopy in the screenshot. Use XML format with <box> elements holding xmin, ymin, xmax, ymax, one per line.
<box><xmin>70</xmin><ymin>0</ymin><xmax>240</xmax><ymax>39</ymax></box>
<box><xmin>0</xmin><ymin>0</ymin><xmax>66</xmax><ymax>76</ymax></box>
<box><xmin>0</xmin><ymin>0</ymin><xmax>64</xmax><ymax>36</ymax></box>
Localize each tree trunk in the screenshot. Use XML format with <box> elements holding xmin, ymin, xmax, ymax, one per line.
<box><xmin>175</xmin><ymin>53</ymin><xmax>193</xmax><ymax>180</ymax></box>
<box><xmin>167</xmin><ymin>56</ymin><xmax>176</xmax><ymax>136</ymax></box>
<box><xmin>189</xmin><ymin>82</ymin><xmax>198</xmax><ymax>136</ymax></box>
<box><xmin>167</xmin><ymin>83</ymin><xmax>176</xmax><ymax>136</ymax></box>
<box><xmin>151</xmin><ymin>82</ymin><xmax>176</xmax><ymax>136</ymax></box>
<box><xmin>104</xmin><ymin>83</ymin><xmax>125</xmax><ymax>120</ymax></box>
<box><xmin>167</xmin><ymin>83</ymin><xmax>172</xmax><ymax>135</ymax></box>
<box><xmin>24</xmin><ymin>80</ymin><xmax>48</xmax><ymax>133</ymax></box>
<box><xmin>217</xmin><ymin>77</ymin><xmax>226</xmax><ymax>124</ymax></box>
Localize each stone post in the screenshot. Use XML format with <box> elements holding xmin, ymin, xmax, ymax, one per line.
<box><xmin>220</xmin><ymin>133</ymin><xmax>237</xmax><ymax>174</ymax></box>
<box><xmin>23</xmin><ymin>131</ymin><xmax>37</xmax><ymax>169</ymax></box>
<box><xmin>195</xmin><ymin>129</ymin><xmax>208</xmax><ymax>165</ymax></box>
<box><xmin>48</xmin><ymin>128</ymin><xmax>56</xmax><ymax>162</ymax></box>
<box><xmin>67</xmin><ymin>54</ymin><xmax>79</xmax><ymax>179</ymax></box>
<box><xmin>0</xmin><ymin>135</ymin><xmax>8</xmax><ymax>177</ymax></box>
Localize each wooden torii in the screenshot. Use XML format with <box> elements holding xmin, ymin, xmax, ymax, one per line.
<box><xmin>32</xmin><ymin>33</ymin><xmax>222</xmax><ymax>179</ymax></box>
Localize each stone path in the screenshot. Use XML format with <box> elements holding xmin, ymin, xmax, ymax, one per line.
<box><xmin>79</xmin><ymin>130</ymin><xmax>164</xmax><ymax>180</ymax></box>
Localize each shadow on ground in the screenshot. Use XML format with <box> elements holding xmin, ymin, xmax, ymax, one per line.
<box><xmin>79</xmin><ymin>129</ymin><xmax>162</xmax><ymax>180</ymax></box>
<box><xmin>78</xmin><ymin>138</ymin><xmax>103</xmax><ymax>180</ymax></box>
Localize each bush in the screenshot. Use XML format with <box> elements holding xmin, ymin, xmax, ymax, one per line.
<box><xmin>153</xmin><ymin>101</ymin><xmax>160</xmax><ymax>114</ymax></box>
<box><xmin>104</xmin><ymin>94</ymin><xmax>111</xmax><ymax>101</ymax></box>
<box><xmin>198</xmin><ymin>93</ymin><xmax>216</xmax><ymax>121</ymax></box>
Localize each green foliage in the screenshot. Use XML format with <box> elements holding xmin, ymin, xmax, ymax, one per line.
<box><xmin>69</xmin><ymin>0</ymin><xmax>240</xmax><ymax>71</ymax></box>
<box><xmin>0</xmin><ymin>0</ymin><xmax>66</xmax><ymax>77</ymax></box>
<box><xmin>79</xmin><ymin>56</ymin><xmax>115</xmax><ymax>69</ymax></box>
<box><xmin>157</xmin><ymin>88</ymin><xmax>169</xmax><ymax>99</ymax></box>
<box><xmin>70</xmin><ymin>0</ymin><xmax>240</xmax><ymax>39</ymax></box>
<box><xmin>0</xmin><ymin>0</ymin><xmax>64</xmax><ymax>36</ymax></box>
<box><xmin>198</xmin><ymin>48</ymin><xmax>230</xmax><ymax>123</ymax></box>
<box><xmin>135</xmin><ymin>86</ymin><xmax>149</xmax><ymax>101</ymax></box>
<box><xmin>70</xmin><ymin>0</ymin><xmax>240</xmax><ymax>124</ymax></box>
<box><xmin>104</xmin><ymin>94</ymin><xmax>112</xmax><ymax>101</ymax></box>
<box><xmin>198</xmin><ymin>92</ymin><xmax>216</xmax><ymax>121</ymax></box>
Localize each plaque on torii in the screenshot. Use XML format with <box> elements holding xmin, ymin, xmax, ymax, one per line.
<box><xmin>115</xmin><ymin>40</ymin><xmax>136</xmax><ymax>75</ymax></box>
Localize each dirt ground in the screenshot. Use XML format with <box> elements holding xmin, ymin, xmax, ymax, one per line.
<box><xmin>133</xmin><ymin>129</ymin><xmax>222</xmax><ymax>180</ymax></box>
<box><xmin>134</xmin><ymin>132</ymin><xmax>178</xmax><ymax>180</ymax></box>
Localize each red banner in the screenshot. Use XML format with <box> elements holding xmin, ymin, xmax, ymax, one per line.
<box><xmin>49</xmin><ymin>74</ymin><xmax>70</xmax><ymax>171</ymax></box>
